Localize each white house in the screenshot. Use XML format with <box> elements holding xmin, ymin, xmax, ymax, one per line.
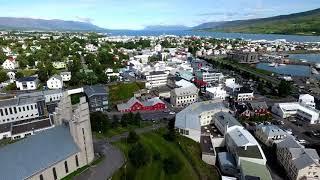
<box><xmin>60</xmin><ymin>72</ymin><xmax>71</xmax><ymax>82</ymax></box>
<box><xmin>154</xmin><ymin>44</ymin><xmax>162</xmax><ymax>52</ymax></box>
<box><xmin>6</xmin><ymin>72</ymin><xmax>15</xmax><ymax>83</ymax></box>
<box><xmin>175</xmin><ymin>100</ymin><xmax>229</xmax><ymax>142</ymax></box>
<box><xmin>16</xmin><ymin>77</ymin><xmax>38</xmax><ymax>90</ymax></box>
<box><xmin>2</xmin><ymin>58</ymin><xmax>18</xmax><ymax>70</ymax></box>
<box><xmin>52</xmin><ymin>61</ymin><xmax>67</xmax><ymax>69</ymax></box>
<box><xmin>299</xmin><ymin>94</ymin><xmax>315</xmax><ymax>109</ymax></box>
<box><xmin>206</xmin><ymin>84</ymin><xmax>227</xmax><ymax>100</ymax></box>
<box><xmin>235</xmin><ymin>88</ymin><xmax>254</xmax><ymax>101</ymax></box>
<box><xmin>255</xmin><ymin>125</ymin><xmax>288</xmax><ymax>146</ymax></box>
<box><xmin>47</xmin><ymin>75</ymin><xmax>63</xmax><ymax>89</ymax></box>
<box><xmin>272</xmin><ymin>102</ymin><xmax>320</xmax><ymax>124</ymax></box>
<box><xmin>225</xmin><ymin>78</ymin><xmax>242</xmax><ymax>92</ymax></box>
<box><xmin>144</xmin><ymin>71</ymin><xmax>169</xmax><ymax>89</ymax></box>
<box><xmin>170</xmin><ymin>83</ymin><xmax>198</xmax><ymax>107</ymax></box>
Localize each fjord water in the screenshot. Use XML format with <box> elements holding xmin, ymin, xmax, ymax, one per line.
<box><xmin>108</xmin><ymin>30</ymin><xmax>320</xmax><ymax>43</ymax></box>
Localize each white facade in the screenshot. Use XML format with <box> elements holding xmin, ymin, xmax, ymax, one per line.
<box><xmin>60</xmin><ymin>72</ymin><xmax>71</xmax><ymax>82</ymax></box>
<box><xmin>237</xmin><ymin>92</ymin><xmax>254</xmax><ymax>101</ymax></box>
<box><xmin>52</xmin><ymin>61</ymin><xmax>67</xmax><ymax>69</ymax></box>
<box><xmin>272</xmin><ymin>102</ymin><xmax>320</xmax><ymax>124</ymax></box>
<box><xmin>0</xmin><ymin>101</ymin><xmax>41</xmax><ymax>124</ymax></box>
<box><xmin>175</xmin><ymin>100</ymin><xmax>229</xmax><ymax>142</ymax></box>
<box><xmin>16</xmin><ymin>78</ymin><xmax>38</xmax><ymax>90</ymax></box>
<box><xmin>299</xmin><ymin>94</ymin><xmax>315</xmax><ymax>109</ymax></box>
<box><xmin>7</xmin><ymin>72</ymin><xmax>15</xmax><ymax>83</ymax></box>
<box><xmin>154</xmin><ymin>44</ymin><xmax>162</xmax><ymax>52</ymax></box>
<box><xmin>170</xmin><ymin>84</ymin><xmax>198</xmax><ymax>107</ymax></box>
<box><xmin>144</xmin><ymin>71</ymin><xmax>169</xmax><ymax>89</ymax></box>
<box><xmin>2</xmin><ymin>59</ymin><xmax>18</xmax><ymax>70</ymax></box>
<box><xmin>206</xmin><ymin>84</ymin><xmax>227</xmax><ymax>100</ymax></box>
<box><xmin>255</xmin><ymin>125</ymin><xmax>288</xmax><ymax>146</ymax></box>
<box><xmin>195</xmin><ymin>69</ymin><xmax>224</xmax><ymax>84</ymax></box>
<box><xmin>47</xmin><ymin>76</ymin><xmax>63</xmax><ymax>89</ymax></box>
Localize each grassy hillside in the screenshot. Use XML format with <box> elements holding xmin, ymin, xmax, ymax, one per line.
<box><xmin>112</xmin><ymin>129</ymin><xmax>219</xmax><ymax>180</ymax></box>
<box><xmin>197</xmin><ymin>8</ymin><xmax>320</xmax><ymax>35</ymax></box>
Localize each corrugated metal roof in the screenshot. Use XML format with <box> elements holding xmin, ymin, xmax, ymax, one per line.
<box><xmin>0</xmin><ymin>125</ymin><xmax>80</xmax><ymax>180</ymax></box>
<box><xmin>175</xmin><ymin>100</ymin><xmax>228</xmax><ymax>131</ymax></box>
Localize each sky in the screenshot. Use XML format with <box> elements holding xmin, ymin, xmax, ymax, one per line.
<box><xmin>0</xmin><ymin>0</ymin><xmax>319</xmax><ymax>30</ymax></box>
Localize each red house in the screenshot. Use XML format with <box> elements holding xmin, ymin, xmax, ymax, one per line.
<box><xmin>117</xmin><ymin>97</ymin><xmax>166</xmax><ymax>112</ymax></box>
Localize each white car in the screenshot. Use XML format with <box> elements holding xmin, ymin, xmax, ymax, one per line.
<box><xmin>169</xmin><ymin>111</ymin><xmax>176</xmax><ymax>115</ymax></box>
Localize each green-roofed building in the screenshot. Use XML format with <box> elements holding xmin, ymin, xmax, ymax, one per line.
<box><xmin>239</xmin><ymin>160</ymin><xmax>272</xmax><ymax>180</ymax></box>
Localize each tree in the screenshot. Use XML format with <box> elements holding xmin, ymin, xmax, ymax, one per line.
<box><xmin>0</xmin><ymin>70</ymin><xmax>8</xmax><ymax>82</ymax></box>
<box><xmin>121</xmin><ymin>113</ymin><xmax>128</xmax><ymax>127</ymax></box>
<box><xmin>128</xmin><ymin>142</ymin><xmax>150</xmax><ymax>168</ymax></box>
<box><xmin>277</xmin><ymin>80</ymin><xmax>292</xmax><ymax>97</ymax></box>
<box><xmin>163</xmin><ymin>118</ymin><xmax>177</xmax><ymax>141</ymax></box>
<box><xmin>111</xmin><ymin>115</ymin><xmax>120</xmax><ymax>128</ymax></box>
<box><xmin>134</xmin><ymin>112</ymin><xmax>142</xmax><ymax>127</ymax></box>
<box><xmin>127</xmin><ymin>130</ymin><xmax>139</xmax><ymax>144</ymax></box>
<box><xmin>162</xmin><ymin>156</ymin><xmax>182</xmax><ymax>174</ymax></box>
<box><xmin>15</xmin><ymin>71</ymin><xmax>24</xmax><ymax>79</ymax></box>
<box><xmin>90</xmin><ymin>112</ymin><xmax>111</xmax><ymax>134</ymax></box>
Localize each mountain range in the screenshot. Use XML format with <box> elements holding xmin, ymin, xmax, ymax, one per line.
<box><xmin>193</xmin><ymin>8</ymin><xmax>320</xmax><ymax>35</ymax></box>
<box><xmin>0</xmin><ymin>17</ymin><xmax>106</xmax><ymax>31</ymax></box>
<box><xmin>0</xmin><ymin>8</ymin><xmax>319</xmax><ymax>35</ymax></box>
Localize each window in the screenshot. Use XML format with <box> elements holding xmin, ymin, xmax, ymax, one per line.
<box><xmin>53</xmin><ymin>167</ymin><xmax>57</xmax><ymax>180</ymax></box>
<box><xmin>4</xmin><ymin>108</ymin><xmax>8</xmax><ymax>115</ymax></box>
<box><xmin>39</xmin><ymin>174</ymin><xmax>43</xmax><ymax>180</ymax></box>
<box><xmin>23</xmin><ymin>107</ymin><xmax>25</xmax><ymax>111</ymax></box>
<box><xmin>18</xmin><ymin>107</ymin><xmax>21</xmax><ymax>112</ymax></box>
<box><xmin>9</xmin><ymin>108</ymin><xmax>12</xmax><ymax>114</ymax></box>
<box><xmin>64</xmin><ymin>161</ymin><xmax>69</xmax><ymax>173</ymax></box>
<box><xmin>0</xmin><ymin>109</ymin><xmax>3</xmax><ymax>116</ymax></box>
<box><xmin>75</xmin><ymin>155</ymin><xmax>79</xmax><ymax>167</ymax></box>
<box><xmin>13</xmin><ymin>107</ymin><xmax>17</xmax><ymax>113</ymax></box>
<box><xmin>27</xmin><ymin>106</ymin><xmax>29</xmax><ymax>111</ymax></box>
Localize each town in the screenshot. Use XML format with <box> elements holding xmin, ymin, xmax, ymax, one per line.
<box><xmin>0</xmin><ymin>30</ymin><xmax>319</xmax><ymax>180</ymax></box>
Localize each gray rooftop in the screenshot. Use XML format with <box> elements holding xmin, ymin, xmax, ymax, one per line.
<box><xmin>175</xmin><ymin>100</ymin><xmax>228</xmax><ymax>131</ymax></box>
<box><xmin>84</xmin><ymin>85</ymin><xmax>108</xmax><ymax>98</ymax></box>
<box><xmin>0</xmin><ymin>94</ymin><xmax>45</xmax><ymax>108</ymax></box>
<box><xmin>0</xmin><ymin>125</ymin><xmax>80</xmax><ymax>180</ymax></box>
<box><xmin>214</xmin><ymin>111</ymin><xmax>242</xmax><ymax>129</ymax></box>
<box><xmin>257</xmin><ymin>125</ymin><xmax>287</xmax><ymax>138</ymax></box>
<box><xmin>277</xmin><ymin>136</ymin><xmax>302</xmax><ymax>149</ymax></box>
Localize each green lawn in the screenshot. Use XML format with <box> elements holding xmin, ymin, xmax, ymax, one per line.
<box><xmin>94</xmin><ymin>121</ymin><xmax>155</xmax><ymax>138</ymax></box>
<box><xmin>112</xmin><ymin>129</ymin><xmax>218</xmax><ymax>180</ymax></box>
<box><xmin>109</xmin><ymin>82</ymin><xmax>145</xmax><ymax>104</ymax></box>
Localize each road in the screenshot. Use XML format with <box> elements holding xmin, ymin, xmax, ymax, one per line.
<box><xmin>74</xmin><ymin>123</ymin><xmax>166</xmax><ymax>180</ymax></box>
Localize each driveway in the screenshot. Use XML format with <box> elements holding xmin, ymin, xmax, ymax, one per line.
<box><xmin>74</xmin><ymin>123</ymin><xmax>166</xmax><ymax>180</ymax></box>
<box><xmin>74</xmin><ymin>140</ymin><xmax>124</xmax><ymax>180</ymax></box>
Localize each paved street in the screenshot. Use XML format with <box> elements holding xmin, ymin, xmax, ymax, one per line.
<box><xmin>74</xmin><ymin>123</ymin><xmax>166</xmax><ymax>180</ymax></box>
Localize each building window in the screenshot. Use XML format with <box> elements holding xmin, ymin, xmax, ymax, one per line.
<box><xmin>64</xmin><ymin>161</ymin><xmax>69</xmax><ymax>173</ymax></box>
<box><xmin>75</xmin><ymin>155</ymin><xmax>79</xmax><ymax>167</ymax></box>
<box><xmin>13</xmin><ymin>107</ymin><xmax>17</xmax><ymax>113</ymax></box>
<box><xmin>18</xmin><ymin>107</ymin><xmax>21</xmax><ymax>112</ymax></box>
<box><xmin>4</xmin><ymin>108</ymin><xmax>8</xmax><ymax>115</ymax></box>
<box><xmin>53</xmin><ymin>167</ymin><xmax>57</xmax><ymax>180</ymax></box>
<box><xmin>27</xmin><ymin>106</ymin><xmax>29</xmax><ymax>111</ymax></box>
<box><xmin>0</xmin><ymin>109</ymin><xmax>3</xmax><ymax>116</ymax></box>
<box><xmin>9</xmin><ymin>107</ymin><xmax>12</xmax><ymax>114</ymax></box>
<box><xmin>39</xmin><ymin>174</ymin><xmax>44</xmax><ymax>180</ymax></box>
<box><xmin>23</xmin><ymin>107</ymin><xmax>25</xmax><ymax>111</ymax></box>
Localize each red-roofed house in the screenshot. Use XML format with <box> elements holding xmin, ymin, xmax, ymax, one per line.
<box><xmin>117</xmin><ymin>97</ymin><xmax>166</xmax><ymax>112</ymax></box>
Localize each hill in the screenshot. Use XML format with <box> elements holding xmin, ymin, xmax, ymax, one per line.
<box><xmin>194</xmin><ymin>8</ymin><xmax>320</xmax><ymax>35</ymax></box>
<box><xmin>0</xmin><ymin>17</ymin><xmax>106</xmax><ymax>31</ymax></box>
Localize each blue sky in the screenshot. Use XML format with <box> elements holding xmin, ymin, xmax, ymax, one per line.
<box><xmin>0</xmin><ymin>0</ymin><xmax>319</xmax><ymax>30</ymax></box>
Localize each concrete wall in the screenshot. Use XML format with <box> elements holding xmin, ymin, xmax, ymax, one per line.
<box><xmin>202</xmin><ymin>154</ymin><xmax>216</xmax><ymax>165</ymax></box>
